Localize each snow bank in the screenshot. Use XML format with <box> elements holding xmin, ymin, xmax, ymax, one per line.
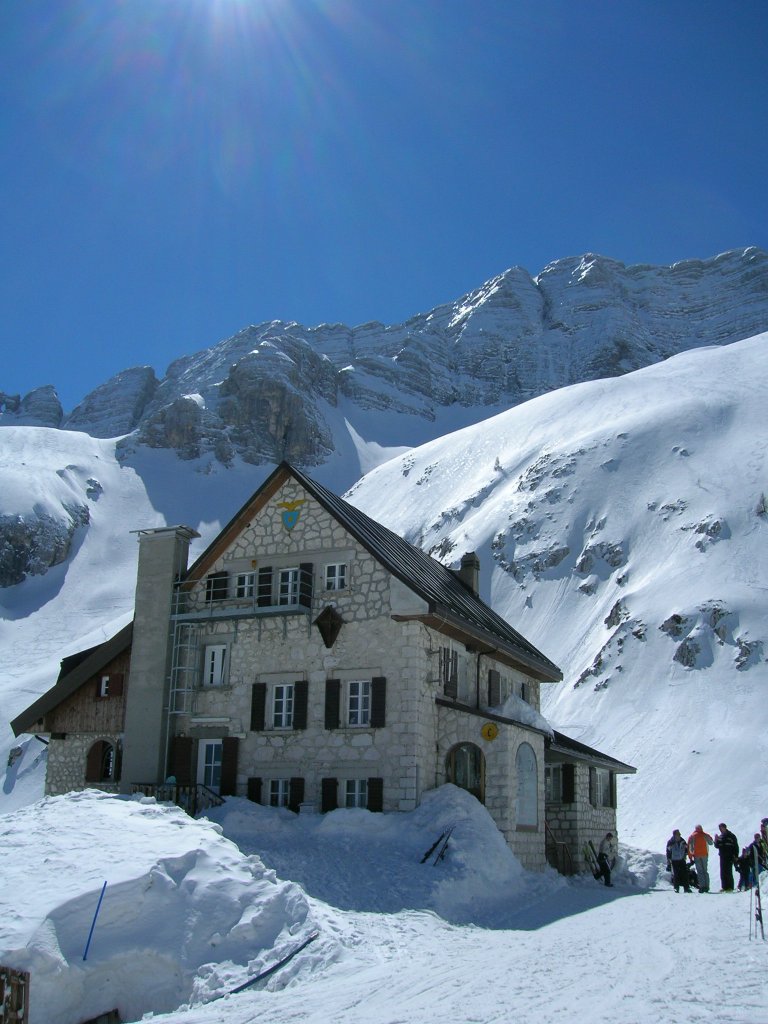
<box><xmin>0</xmin><ymin>791</ymin><xmax>326</xmax><ymax>1024</ymax></box>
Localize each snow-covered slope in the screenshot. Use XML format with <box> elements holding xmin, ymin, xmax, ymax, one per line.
<box><xmin>346</xmin><ymin>334</ymin><xmax>768</xmax><ymax>847</ymax></box>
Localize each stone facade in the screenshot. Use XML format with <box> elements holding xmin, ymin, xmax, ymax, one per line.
<box><xmin>545</xmin><ymin>761</ymin><xmax>618</xmax><ymax>873</ymax></box>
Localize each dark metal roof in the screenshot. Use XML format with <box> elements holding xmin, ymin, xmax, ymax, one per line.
<box><xmin>548</xmin><ymin>729</ymin><xmax>636</xmax><ymax>773</ymax></box>
<box><xmin>286</xmin><ymin>464</ymin><xmax>562</xmax><ymax>681</ymax></box>
<box><xmin>11</xmin><ymin>622</ymin><xmax>133</xmax><ymax>736</ymax></box>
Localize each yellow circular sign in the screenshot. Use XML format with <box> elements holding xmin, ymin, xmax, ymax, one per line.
<box><xmin>481</xmin><ymin>722</ymin><xmax>499</xmax><ymax>741</ymax></box>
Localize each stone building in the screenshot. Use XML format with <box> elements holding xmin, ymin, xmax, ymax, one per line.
<box><xmin>12</xmin><ymin>462</ymin><xmax>634</xmax><ymax>873</ymax></box>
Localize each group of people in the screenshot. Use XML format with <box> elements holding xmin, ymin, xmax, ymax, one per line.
<box><xmin>665</xmin><ymin>819</ymin><xmax>768</xmax><ymax>893</ymax></box>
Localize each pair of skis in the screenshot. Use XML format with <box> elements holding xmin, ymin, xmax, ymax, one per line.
<box><xmin>750</xmin><ymin>847</ymin><xmax>764</xmax><ymax>941</ymax></box>
<box><xmin>421</xmin><ymin>824</ymin><xmax>456</xmax><ymax>865</ymax></box>
<box><xmin>583</xmin><ymin>840</ymin><xmax>601</xmax><ymax>879</ymax></box>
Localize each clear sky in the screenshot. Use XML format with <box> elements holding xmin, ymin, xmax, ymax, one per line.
<box><xmin>2</xmin><ymin>0</ymin><xmax>766</xmax><ymax>412</ymax></box>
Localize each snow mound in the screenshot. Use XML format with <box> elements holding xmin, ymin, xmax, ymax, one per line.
<box><xmin>0</xmin><ymin>791</ymin><xmax>327</xmax><ymax>1024</ymax></box>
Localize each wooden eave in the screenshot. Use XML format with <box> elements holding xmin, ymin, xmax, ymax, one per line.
<box><xmin>11</xmin><ymin>622</ymin><xmax>133</xmax><ymax>737</ymax></box>
<box><xmin>546</xmin><ymin>729</ymin><xmax>636</xmax><ymax>774</ymax></box>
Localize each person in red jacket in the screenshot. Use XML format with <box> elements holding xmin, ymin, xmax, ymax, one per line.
<box><xmin>688</xmin><ymin>825</ymin><xmax>713</xmax><ymax>893</ymax></box>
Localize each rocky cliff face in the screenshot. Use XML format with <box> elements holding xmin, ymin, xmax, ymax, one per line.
<box><xmin>2</xmin><ymin>248</ymin><xmax>767</xmax><ymax>469</ymax></box>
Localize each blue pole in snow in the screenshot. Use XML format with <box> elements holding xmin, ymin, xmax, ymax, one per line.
<box><xmin>83</xmin><ymin>881</ymin><xmax>107</xmax><ymax>961</ymax></box>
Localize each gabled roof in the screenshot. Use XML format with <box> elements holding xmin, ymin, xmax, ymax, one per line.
<box><xmin>185</xmin><ymin>462</ymin><xmax>562</xmax><ymax>682</ymax></box>
<box><xmin>11</xmin><ymin>622</ymin><xmax>133</xmax><ymax>737</ymax></box>
<box><xmin>547</xmin><ymin>729</ymin><xmax>636</xmax><ymax>774</ymax></box>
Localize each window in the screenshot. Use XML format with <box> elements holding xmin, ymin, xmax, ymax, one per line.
<box><xmin>516</xmin><ymin>742</ymin><xmax>538</xmax><ymax>827</ymax></box>
<box><xmin>439</xmin><ymin>647</ymin><xmax>459</xmax><ymax>698</ymax></box>
<box><xmin>278</xmin><ymin>567</ymin><xmax>300</xmax><ymax>605</ymax></box>
<box><xmin>347</xmin><ymin>680</ymin><xmax>370</xmax><ymax>726</ymax></box>
<box><xmin>199</xmin><ymin>740</ymin><xmax>223</xmax><ymax>793</ymax></box>
<box><xmin>202</xmin><ymin>645</ymin><xmax>227</xmax><ymax>687</ymax></box>
<box><xmin>205</xmin><ymin>571</ymin><xmax>228</xmax><ymax>603</ymax></box>
<box><xmin>85</xmin><ymin>740</ymin><xmax>117</xmax><ymax>783</ymax></box>
<box><xmin>545</xmin><ymin>764</ymin><xmax>562</xmax><ymax>803</ymax></box>
<box><xmin>345</xmin><ymin>779</ymin><xmax>368</xmax><ymax>808</ymax></box>
<box><xmin>269</xmin><ymin>779</ymin><xmax>290</xmax><ymax>807</ymax></box>
<box><xmin>236</xmin><ymin>572</ymin><xmax>256</xmax><ymax>599</ymax></box>
<box><xmin>273</xmin><ymin>684</ymin><xmax>294</xmax><ymax>729</ymax></box>
<box><xmin>95</xmin><ymin>673</ymin><xmax>124</xmax><ymax>699</ymax></box>
<box><xmin>590</xmin><ymin>767</ymin><xmax>614</xmax><ymax>808</ymax></box>
<box><xmin>325</xmin><ymin>562</ymin><xmax>347</xmax><ymax>590</ymax></box>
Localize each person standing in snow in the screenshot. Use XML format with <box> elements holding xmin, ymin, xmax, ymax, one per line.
<box><xmin>713</xmin><ymin>823</ymin><xmax>739</xmax><ymax>892</ymax></box>
<box><xmin>666</xmin><ymin>829</ymin><xmax>692</xmax><ymax>893</ymax></box>
<box><xmin>597</xmin><ymin>832</ymin><xmax>616</xmax><ymax>887</ymax></box>
<box><xmin>687</xmin><ymin>825</ymin><xmax>713</xmax><ymax>892</ymax></box>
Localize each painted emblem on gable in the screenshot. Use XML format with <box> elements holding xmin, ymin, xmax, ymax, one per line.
<box><xmin>278</xmin><ymin>498</ymin><xmax>306</xmax><ymax>531</ymax></box>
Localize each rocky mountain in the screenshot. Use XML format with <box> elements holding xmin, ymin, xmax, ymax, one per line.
<box><xmin>2</xmin><ymin>247</ymin><xmax>767</xmax><ymax>468</ymax></box>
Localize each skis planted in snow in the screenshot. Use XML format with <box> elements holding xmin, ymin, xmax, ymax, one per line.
<box><xmin>753</xmin><ymin>847</ymin><xmax>765</xmax><ymax>941</ymax></box>
<box><xmin>421</xmin><ymin>823</ymin><xmax>456</xmax><ymax>865</ymax></box>
<box><xmin>583</xmin><ymin>840</ymin><xmax>601</xmax><ymax>879</ymax></box>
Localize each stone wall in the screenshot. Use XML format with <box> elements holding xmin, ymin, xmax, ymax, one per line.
<box><xmin>45</xmin><ymin>732</ymin><xmax>122</xmax><ymax>796</ymax></box>
<box><xmin>545</xmin><ymin>762</ymin><xmax>618</xmax><ymax>873</ymax></box>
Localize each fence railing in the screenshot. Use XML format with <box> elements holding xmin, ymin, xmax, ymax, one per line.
<box><xmin>544</xmin><ymin>821</ymin><xmax>574</xmax><ymax>875</ymax></box>
<box><xmin>130</xmin><ymin>782</ymin><xmax>224</xmax><ymax>816</ymax></box>
<box><xmin>1</xmin><ymin>965</ymin><xmax>29</xmax><ymax>1024</ymax></box>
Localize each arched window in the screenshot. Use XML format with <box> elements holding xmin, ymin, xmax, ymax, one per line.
<box><xmin>516</xmin><ymin>742</ymin><xmax>538</xmax><ymax>827</ymax></box>
<box><xmin>446</xmin><ymin>742</ymin><xmax>485</xmax><ymax>803</ymax></box>
<box><xmin>85</xmin><ymin>740</ymin><xmax>117</xmax><ymax>784</ymax></box>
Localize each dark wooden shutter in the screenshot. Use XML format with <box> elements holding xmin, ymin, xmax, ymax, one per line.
<box><xmin>109</xmin><ymin>672</ymin><xmax>124</xmax><ymax>697</ymax></box>
<box><xmin>609</xmin><ymin>771</ymin><xmax>617</xmax><ymax>809</ymax></box>
<box><xmin>293</xmin><ymin>680</ymin><xmax>308</xmax><ymax>730</ymax></box>
<box><xmin>257</xmin><ymin>567</ymin><xmax>273</xmax><ymax>606</ymax></box>
<box><xmin>370</xmin><ymin>677</ymin><xmax>387</xmax><ymax>728</ymax></box>
<box><xmin>488</xmin><ymin>669</ymin><xmax>501</xmax><ymax>706</ymax></box>
<box><xmin>325</xmin><ymin>678</ymin><xmax>341</xmax><ymax>729</ymax></box>
<box><xmin>367</xmin><ymin>777</ymin><xmax>384</xmax><ymax>812</ymax></box>
<box><xmin>85</xmin><ymin>741</ymin><xmax>104</xmax><ymax>782</ymax></box>
<box><xmin>443</xmin><ymin>649</ymin><xmax>458</xmax><ymax>699</ymax></box>
<box><xmin>220</xmin><ymin>737</ymin><xmax>238</xmax><ymax>796</ymax></box>
<box><xmin>250</xmin><ymin>683</ymin><xmax>267</xmax><ymax>731</ymax></box>
<box><xmin>562</xmin><ymin>763</ymin><xmax>575</xmax><ymax>804</ymax></box>
<box><xmin>589</xmin><ymin>766</ymin><xmax>597</xmax><ymax>806</ymax></box>
<box><xmin>170</xmin><ymin>736</ymin><xmax>194</xmax><ymax>785</ymax></box>
<box><xmin>95</xmin><ymin>678</ymin><xmax>103</xmax><ymax>700</ymax></box>
<box><xmin>247</xmin><ymin>777</ymin><xmax>262</xmax><ymax>803</ymax></box>
<box><xmin>520</xmin><ymin>682</ymin><xmax>529</xmax><ymax>703</ymax></box>
<box><xmin>299</xmin><ymin>562</ymin><xmax>314</xmax><ymax>608</ymax></box>
<box><xmin>288</xmin><ymin>776</ymin><xmax>305</xmax><ymax>813</ymax></box>
<box><xmin>321</xmin><ymin>777</ymin><xmax>338</xmax><ymax>813</ymax></box>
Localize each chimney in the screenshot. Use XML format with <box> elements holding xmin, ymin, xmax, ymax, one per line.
<box><xmin>458</xmin><ymin>551</ymin><xmax>480</xmax><ymax>597</ymax></box>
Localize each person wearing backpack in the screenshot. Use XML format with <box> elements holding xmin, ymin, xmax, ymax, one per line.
<box><xmin>666</xmin><ymin>829</ymin><xmax>692</xmax><ymax>893</ymax></box>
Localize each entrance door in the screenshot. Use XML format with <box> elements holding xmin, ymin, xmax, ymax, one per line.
<box><xmin>447</xmin><ymin>743</ymin><xmax>485</xmax><ymax>802</ymax></box>
<box><xmin>198</xmin><ymin>740</ymin><xmax>223</xmax><ymax>793</ymax></box>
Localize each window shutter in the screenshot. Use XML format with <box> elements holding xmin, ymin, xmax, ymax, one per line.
<box><xmin>170</xmin><ymin>736</ymin><xmax>194</xmax><ymax>785</ymax></box>
<box><xmin>85</xmin><ymin>741</ymin><xmax>104</xmax><ymax>783</ymax></box>
<box><xmin>488</xmin><ymin>669</ymin><xmax>501</xmax><ymax>706</ymax></box>
<box><xmin>443</xmin><ymin>649</ymin><xmax>458</xmax><ymax>699</ymax></box>
<box><xmin>299</xmin><ymin>563</ymin><xmax>314</xmax><ymax>608</ymax></box>
<box><xmin>288</xmin><ymin>776</ymin><xmax>305</xmax><ymax>813</ymax></box>
<box><xmin>293</xmin><ymin>680</ymin><xmax>308</xmax><ymax>730</ymax></box>
<box><xmin>367</xmin><ymin>777</ymin><xmax>384</xmax><ymax>813</ymax></box>
<box><xmin>370</xmin><ymin>677</ymin><xmax>387</xmax><ymax>728</ymax></box>
<box><xmin>250</xmin><ymin>683</ymin><xmax>267</xmax><ymax>731</ymax></box>
<box><xmin>219</xmin><ymin>737</ymin><xmax>238</xmax><ymax>796</ymax></box>
<box><xmin>324</xmin><ymin>679</ymin><xmax>340</xmax><ymax>730</ymax></box>
<box><xmin>247</xmin><ymin>777</ymin><xmax>262</xmax><ymax>803</ymax></box>
<box><xmin>321</xmin><ymin>777</ymin><xmax>338</xmax><ymax>813</ymax></box>
<box><xmin>95</xmin><ymin>679</ymin><xmax>102</xmax><ymax>700</ymax></box>
<box><xmin>589</xmin><ymin>766</ymin><xmax>597</xmax><ymax>806</ymax></box>
<box><xmin>520</xmin><ymin>682</ymin><xmax>529</xmax><ymax>703</ymax></box>
<box><xmin>110</xmin><ymin>673</ymin><xmax>124</xmax><ymax>697</ymax></box>
<box><xmin>562</xmin><ymin>763</ymin><xmax>575</xmax><ymax>804</ymax></box>
<box><xmin>609</xmin><ymin>771</ymin><xmax>617</xmax><ymax>809</ymax></box>
<box><xmin>257</xmin><ymin>567</ymin><xmax>273</xmax><ymax>606</ymax></box>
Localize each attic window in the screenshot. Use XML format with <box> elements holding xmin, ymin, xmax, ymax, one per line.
<box><xmin>205</xmin><ymin>571</ymin><xmax>229</xmax><ymax>603</ymax></box>
<box><xmin>314</xmin><ymin>605</ymin><xmax>344</xmax><ymax>648</ymax></box>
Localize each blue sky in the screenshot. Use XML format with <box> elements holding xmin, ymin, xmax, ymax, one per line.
<box><xmin>2</xmin><ymin>0</ymin><xmax>766</xmax><ymax>412</ymax></box>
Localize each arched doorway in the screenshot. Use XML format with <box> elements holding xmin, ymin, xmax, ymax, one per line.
<box><xmin>85</xmin><ymin>740</ymin><xmax>118</xmax><ymax>784</ymax></box>
<box><xmin>516</xmin><ymin>742</ymin><xmax>538</xmax><ymax>827</ymax></box>
<box><xmin>446</xmin><ymin>742</ymin><xmax>485</xmax><ymax>803</ymax></box>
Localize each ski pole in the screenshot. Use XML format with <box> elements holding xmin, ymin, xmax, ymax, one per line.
<box><xmin>83</xmin><ymin>881</ymin><xmax>108</xmax><ymax>961</ymax></box>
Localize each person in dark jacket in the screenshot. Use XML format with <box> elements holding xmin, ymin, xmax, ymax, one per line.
<box><xmin>666</xmin><ymin>829</ymin><xmax>692</xmax><ymax>893</ymax></box>
<box><xmin>713</xmin><ymin>822</ymin><xmax>739</xmax><ymax>891</ymax></box>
